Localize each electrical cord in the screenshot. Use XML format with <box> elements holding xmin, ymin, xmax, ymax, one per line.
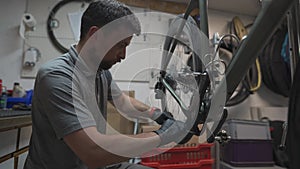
<box><xmin>247</xmin><ymin>59</ymin><xmax>262</xmax><ymax>92</ymax></box>
<box><xmin>217</xmin><ymin>36</ymin><xmax>252</xmax><ymax>107</ymax></box>
<box><xmin>232</xmin><ymin>16</ymin><xmax>262</xmax><ymax>92</ymax></box>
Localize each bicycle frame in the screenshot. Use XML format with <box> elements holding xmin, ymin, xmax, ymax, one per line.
<box><xmin>155</xmin><ymin>0</ymin><xmax>298</xmax><ymax>142</ymax></box>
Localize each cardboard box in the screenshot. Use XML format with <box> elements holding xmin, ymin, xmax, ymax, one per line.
<box><xmin>106</xmin><ymin>91</ymin><xmax>135</xmax><ymax>135</ymax></box>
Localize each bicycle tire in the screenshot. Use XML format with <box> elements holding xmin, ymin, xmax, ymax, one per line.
<box><xmin>159</xmin><ymin>14</ymin><xmax>227</xmax><ymax>141</ymax></box>
<box><xmin>160</xmin><ymin>15</ymin><xmax>206</xmax><ymax>116</ymax></box>
<box><xmin>269</xmin><ymin>24</ymin><xmax>291</xmax><ymax>97</ymax></box>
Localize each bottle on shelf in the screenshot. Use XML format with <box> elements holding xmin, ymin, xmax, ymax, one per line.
<box><xmin>12</xmin><ymin>82</ymin><xmax>26</xmax><ymax>98</ymax></box>
<box><xmin>0</xmin><ymin>79</ymin><xmax>2</xmax><ymax>96</ymax></box>
<box><xmin>0</xmin><ymin>86</ymin><xmax>7</xmax><ymax>109</ymax></box>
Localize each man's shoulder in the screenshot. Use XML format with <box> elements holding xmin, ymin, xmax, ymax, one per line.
<box><xmin>34</xmin><ymin>54</ymin><xmax>75</xmax><ymax>95</ymax></box>
<box><xmin>38</xmin><ymin>54</ymin><xmax>74</xmax><ymax>78</ymax></box>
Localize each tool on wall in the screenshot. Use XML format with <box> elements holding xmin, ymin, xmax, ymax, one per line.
<box><xmin>19</xmin><ymin>13</ymin><xmax>37</xmax><ymax>39</ymax></box>
<box><xmin>23</xmin><ymin>47</ymin><xmax>41</xmax><ymax>68</ymax></box>
<box><xmin>19</xmin><ymin>12</ymin><xmax>41</xmax><ymax>69</ymax></box>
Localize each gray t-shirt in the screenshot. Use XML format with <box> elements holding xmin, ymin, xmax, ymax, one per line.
<box><xmin>24</xmin><ymin>46</ymin><xmax>122</xmax><ymax>169</ymax></box>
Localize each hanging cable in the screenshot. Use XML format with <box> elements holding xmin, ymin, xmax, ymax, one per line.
<box><xmin>232</xmin><ymin>16</ymin><xmax>262</xmax><ymax>92</ymax></box>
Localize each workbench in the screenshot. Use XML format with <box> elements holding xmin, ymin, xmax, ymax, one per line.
<box><xmin>0</xmin><ymin>110</ymin><xmax>31</xmax><ymax>169</ymax></box>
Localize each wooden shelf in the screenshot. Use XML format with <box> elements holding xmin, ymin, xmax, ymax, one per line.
<box><xmin>208</xmin><ymin>0</ymin><xmax>261</xmax><ymax>16</ymax></box>
<box><xmin>0</xmin><ymin>111</ymin><xmax>31</xmax><ymax>132</ymax></box>
<box><xmin>163</xmin><ymin>0</ymin><xmax>262</xmax><ymax>16</ymax></box>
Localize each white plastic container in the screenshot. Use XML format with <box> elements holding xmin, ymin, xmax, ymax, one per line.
<box><xmin>12</xmin><ymin>82</ymin><xmax>26</xmax><ymax>98</ymax></box>
<box><xmin>222</xmin><ymin>119</ymin><xmax>271</xmax><ymax>140</ymax></box>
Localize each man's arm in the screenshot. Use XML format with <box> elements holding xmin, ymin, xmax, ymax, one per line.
<box><xmin>110</xmin><ymin>92</ymin><xmax>173</xmax><ymax>125</ymax></box>
<box><xmin>64</xmin><ymin>126</ymin><xmax>160</xmax><ymax>169</ymax></box>
<box><xmin>110</xmin><ymin>92</ymin><xmax>152</xmax><ymax>119</ymax></box>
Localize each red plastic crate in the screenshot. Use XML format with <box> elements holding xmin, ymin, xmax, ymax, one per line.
<box><xmin>141</xmin><ymin>144</ymin><xmax>214</xmax><ymax>169</ymax></box>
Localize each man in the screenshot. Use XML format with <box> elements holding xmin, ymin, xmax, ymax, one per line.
<box><xmin>24</xmin><ymin>1</ymin><xmax>189</xmax><ymax>169</ymax></box>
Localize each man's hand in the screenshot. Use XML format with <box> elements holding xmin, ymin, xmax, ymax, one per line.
<box><xmin>149</xmin><ymin>107</ymin><xmax>174</xmax><ymax>125</ymax></box>
<box><xmin>154</xmin><ymin>119</ymin><xmax>189</xmax><ymax>146</ymax></box>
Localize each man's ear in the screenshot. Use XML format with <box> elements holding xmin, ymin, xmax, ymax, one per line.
<box><xmin>87</xmin><ymin>26</ymin><xmax>103</xmax><ymax>40</ymax></box>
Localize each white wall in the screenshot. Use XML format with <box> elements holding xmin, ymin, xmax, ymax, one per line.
<box><xmin>0</xmin><ymin>0</ymin><xmax>34</xmax><ymax>90</ymax></box>
<box><xmin>0</xmin><ymin>1</ymin><xmax>33</xmax><ymax>168</ymax></box>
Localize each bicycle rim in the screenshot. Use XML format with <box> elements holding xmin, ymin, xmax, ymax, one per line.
<box><xmin>160</xmin><ymin>15</ymin><xmax>227</xmax><ymax>142</ymax></box>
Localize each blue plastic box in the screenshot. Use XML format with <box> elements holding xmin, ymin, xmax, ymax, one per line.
<box><xmin>6</xmin><ymin>90</ymin><xmax>33</xmax><ymax>108</ymax></box>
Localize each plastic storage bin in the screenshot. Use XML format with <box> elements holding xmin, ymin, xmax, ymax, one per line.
<box><xmin>141</xmin><ymin>144</ymin><xmax>214</xmax><ymax>169</ymax></box>
<box><xmin>220</xmin><ymin>139</ymin><xmax>274</xmax><ymax>167</ymax></box>
<box><xmin>6</xmin><ymin>90</ymin><xmax>33</xmax><ymax>108</ymax></box>
<box><xmin>222</xmin><ymin>119</ymin><xmax>271</xmax><ymax>140</ymax></box>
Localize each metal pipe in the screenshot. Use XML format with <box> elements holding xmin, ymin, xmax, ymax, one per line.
<box><xmin>161</xmin><ymin>78</ymin><xmax>189</xmax><ymax>112</ymax></box>
<box><xmin>287</xmin><ymin>2</ymin><xmax>300</xmax><ymax>81</ymax></box>
<box><xmin>199</xmin><ymin>0</ymin><xmax>209</xmax><ymax>37</ymax></box>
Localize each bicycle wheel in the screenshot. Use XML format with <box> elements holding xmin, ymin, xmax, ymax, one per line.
<box><xmin>158</xmin><ymin>15</ymin><xmax>227</xmax><ymax>143</ymax></box>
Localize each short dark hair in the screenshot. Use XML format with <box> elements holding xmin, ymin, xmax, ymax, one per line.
<box><xmin>80</xmin><ymin>0</ymin><xmax>141</xmax><ymax>40</ymax></box>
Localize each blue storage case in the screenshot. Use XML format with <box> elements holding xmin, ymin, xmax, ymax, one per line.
<box><xmin>6</xmin><ymin>90</ymin><xmax>33</xmax><ymax>108</ymax></box>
